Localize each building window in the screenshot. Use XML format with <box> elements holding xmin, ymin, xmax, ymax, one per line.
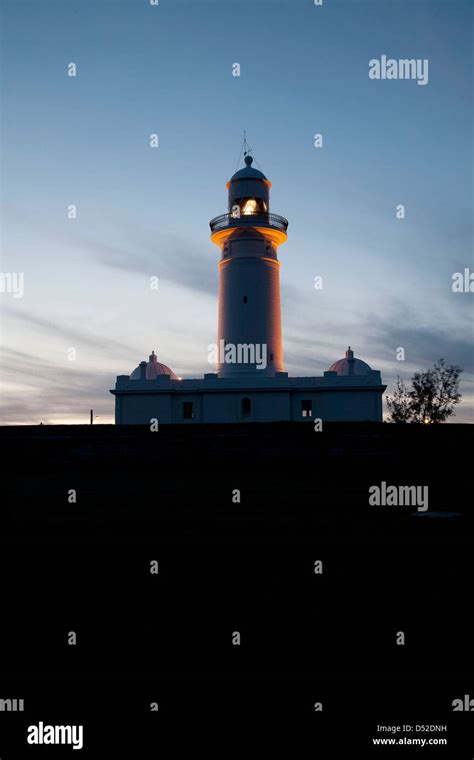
<box><xmin>243</xmin><ymin>296</ymin><xmax>248</xmax><ymax>303</ymax></box>
<box><xmin>241</xmin><ymin>397</ymin><xmax>251</xmax><ymax>418</ymax></box>
<box><xmin>183</xmin><ymin>402</ymin><xmax>194</xmax><ymax>420</ymax></box>
<box><xmin>301</xmin><ymin>400</ymin><xmax>312</xmax><ymax>418</ymax></box>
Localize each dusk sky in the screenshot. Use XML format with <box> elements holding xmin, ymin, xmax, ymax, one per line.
<box><xmin>1</xmin><ymin>0</ymin><xmax>472</xmax><ymax>424</ymax></box>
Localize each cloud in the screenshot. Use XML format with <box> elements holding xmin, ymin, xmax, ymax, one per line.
<box><xmin>362</xmin><ymin>308</ymin><xmax>474</xmax><ymax>374</ymax></box>
<box><xmin>4</xmin><ymin>204</ymin><xmax>217</xmax><ymax>298</ymax></box>
<box><xmin>3</xmin><ymin>307</ymin><xmax>139</xmax><ymax>360</ymax></box>
<box><xmin>0</xmin><ymin>347</ymin><xmax>114</xmax><ymax>425</ymax></box>
<box><xmin>87</xmin><ymin>227</ymin><xmax>217</xmax><ymax>297</ymax></box>
<box><xmin>0</xmin><ymin>309</ymin><xmax>133</xmax><ymax>424</ymax></box>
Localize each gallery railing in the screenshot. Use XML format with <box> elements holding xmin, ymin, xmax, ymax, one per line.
<box><xmin>209</xmin><ymin>212</ymin><xmax>289</xmax><ymax>234</ymax></box>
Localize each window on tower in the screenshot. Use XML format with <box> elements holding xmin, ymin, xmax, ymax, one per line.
<box><xmin>301</xmin><ymin>400</ymin><xmax>313</xmax><ymax>418</ymax></box>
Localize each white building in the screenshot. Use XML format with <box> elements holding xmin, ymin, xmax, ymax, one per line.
<box><xmin>111</xmin><ymin>155</ymin><xmax>385</xmax><ymax>424</ymax></box>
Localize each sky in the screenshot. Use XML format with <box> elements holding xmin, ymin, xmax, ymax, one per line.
<box><xmin>0</xmin><ymin>0</ymin><xmax>473</xmax><ymax>424</ymax></box>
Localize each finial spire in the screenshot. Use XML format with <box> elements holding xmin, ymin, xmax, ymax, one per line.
<box><xmin>234</xmin><ymin>130</ymin><xmax>262</xmax><ymax>174</ymax></box>
<box><xmin>243</xmin><ymin>130</ymin><xmax>253</xmax><ymax>160</ymax></box>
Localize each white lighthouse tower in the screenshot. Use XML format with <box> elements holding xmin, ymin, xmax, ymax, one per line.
<box><xmin>209</xmin><ymin>154</ymin><xmax>288</xmax><ymax>378</ymax></box>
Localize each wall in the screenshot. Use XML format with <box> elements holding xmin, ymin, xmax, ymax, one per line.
<box><xmin>116</xmin><ymin>386</ymin><xmax>384</xmax><ymax>424</ymax></box>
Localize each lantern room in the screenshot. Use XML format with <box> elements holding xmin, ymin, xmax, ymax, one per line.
<box><xmin>227</xmin><ymin>155</ymin><xmax>270</xmax><ymax>215</ymax></box>
<box><xmin>210</xmin><ymin>153</ymin><xmax>288</xmax><ymax>248</ymax></box>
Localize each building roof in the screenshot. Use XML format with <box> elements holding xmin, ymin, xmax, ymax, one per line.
<box><xmin>328</xmin><ymin>347</ymin><xmax>372</xmax><ymax>376</ymax></box>
<box><xmin>229</xmin><ymin>155</ymin><xmax>268</xmax><ymax>183</ymax></box>
<box><xmin>129</xmin><ymin>350</ymin><xmax>177</xmax><ymax>380</ymax></box>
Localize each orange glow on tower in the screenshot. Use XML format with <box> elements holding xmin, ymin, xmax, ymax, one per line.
<box><xmin>209</xmin><ymin>154</ymin><xmax>288</xmax><ymax>378</ymax></box>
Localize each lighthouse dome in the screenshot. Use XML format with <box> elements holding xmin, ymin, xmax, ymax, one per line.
<box><xmin>229</xmin><ymin>155</ymin><xmax>268</xmax><ymax>183</ymax></box>
<box><xmin>329</xmin><ymin>347</ymin><xmax>372</xmax><ymax>376</ymax></box>
<box><xmin>130</xmin><ymin>350</ymin><xmax>177</xmax><ymax>380</ymax></box>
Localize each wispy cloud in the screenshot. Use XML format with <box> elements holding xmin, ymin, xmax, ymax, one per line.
<box><xmin>0</xmin><ymin>347</ymin><xmax>114</xmax><ymax>424</ymax></box>
<box><xmin>3</xmin><ymin>307</ymin><xmax>139</xmax><ymax>359</ymax></box>
<box><xmin>86</xmin><ymin>226</ymin><xmax>217</xmax><ymax>297</ymax></box>
<box><xmin>4</xmin><ymin>204</ymin><xmax>217</xmax><ymax>297</ymax></box>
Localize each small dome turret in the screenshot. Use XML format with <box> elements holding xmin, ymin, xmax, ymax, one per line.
<box><xmin>328</xmin><ymin>347</ymin><xmax>372</xmax><ymax>376</ymax></box>
<box><xmin>130</xmin><ymin>350</ymin><xmax>177</xmax><ymax>380</ymax></box>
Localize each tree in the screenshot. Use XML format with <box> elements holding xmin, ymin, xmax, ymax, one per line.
<box><xmin>386</xmin><ymin>377</ymin><xmax>412</xmax><ymax>423</ymax></box>
<box><xmin>387</xmin><ymin>359</ymin><xmax>462</xmax><ymax>424</ymax></box>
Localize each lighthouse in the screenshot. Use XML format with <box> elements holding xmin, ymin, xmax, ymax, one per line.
<box><xmin>112</xmin><ymin>149</ymin><xmax>386</xmax><ymax>424</ymax></box>
<box><xmin>209</xmin><ymin>155</ymin><xmax>288</xmax><ymax>378</ymax></box>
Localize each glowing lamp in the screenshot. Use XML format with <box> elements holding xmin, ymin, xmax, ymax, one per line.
<box><xmin>242</xmin><ymin>199</ymin><xmax>258</xmax><ymax>215</ymax></box>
